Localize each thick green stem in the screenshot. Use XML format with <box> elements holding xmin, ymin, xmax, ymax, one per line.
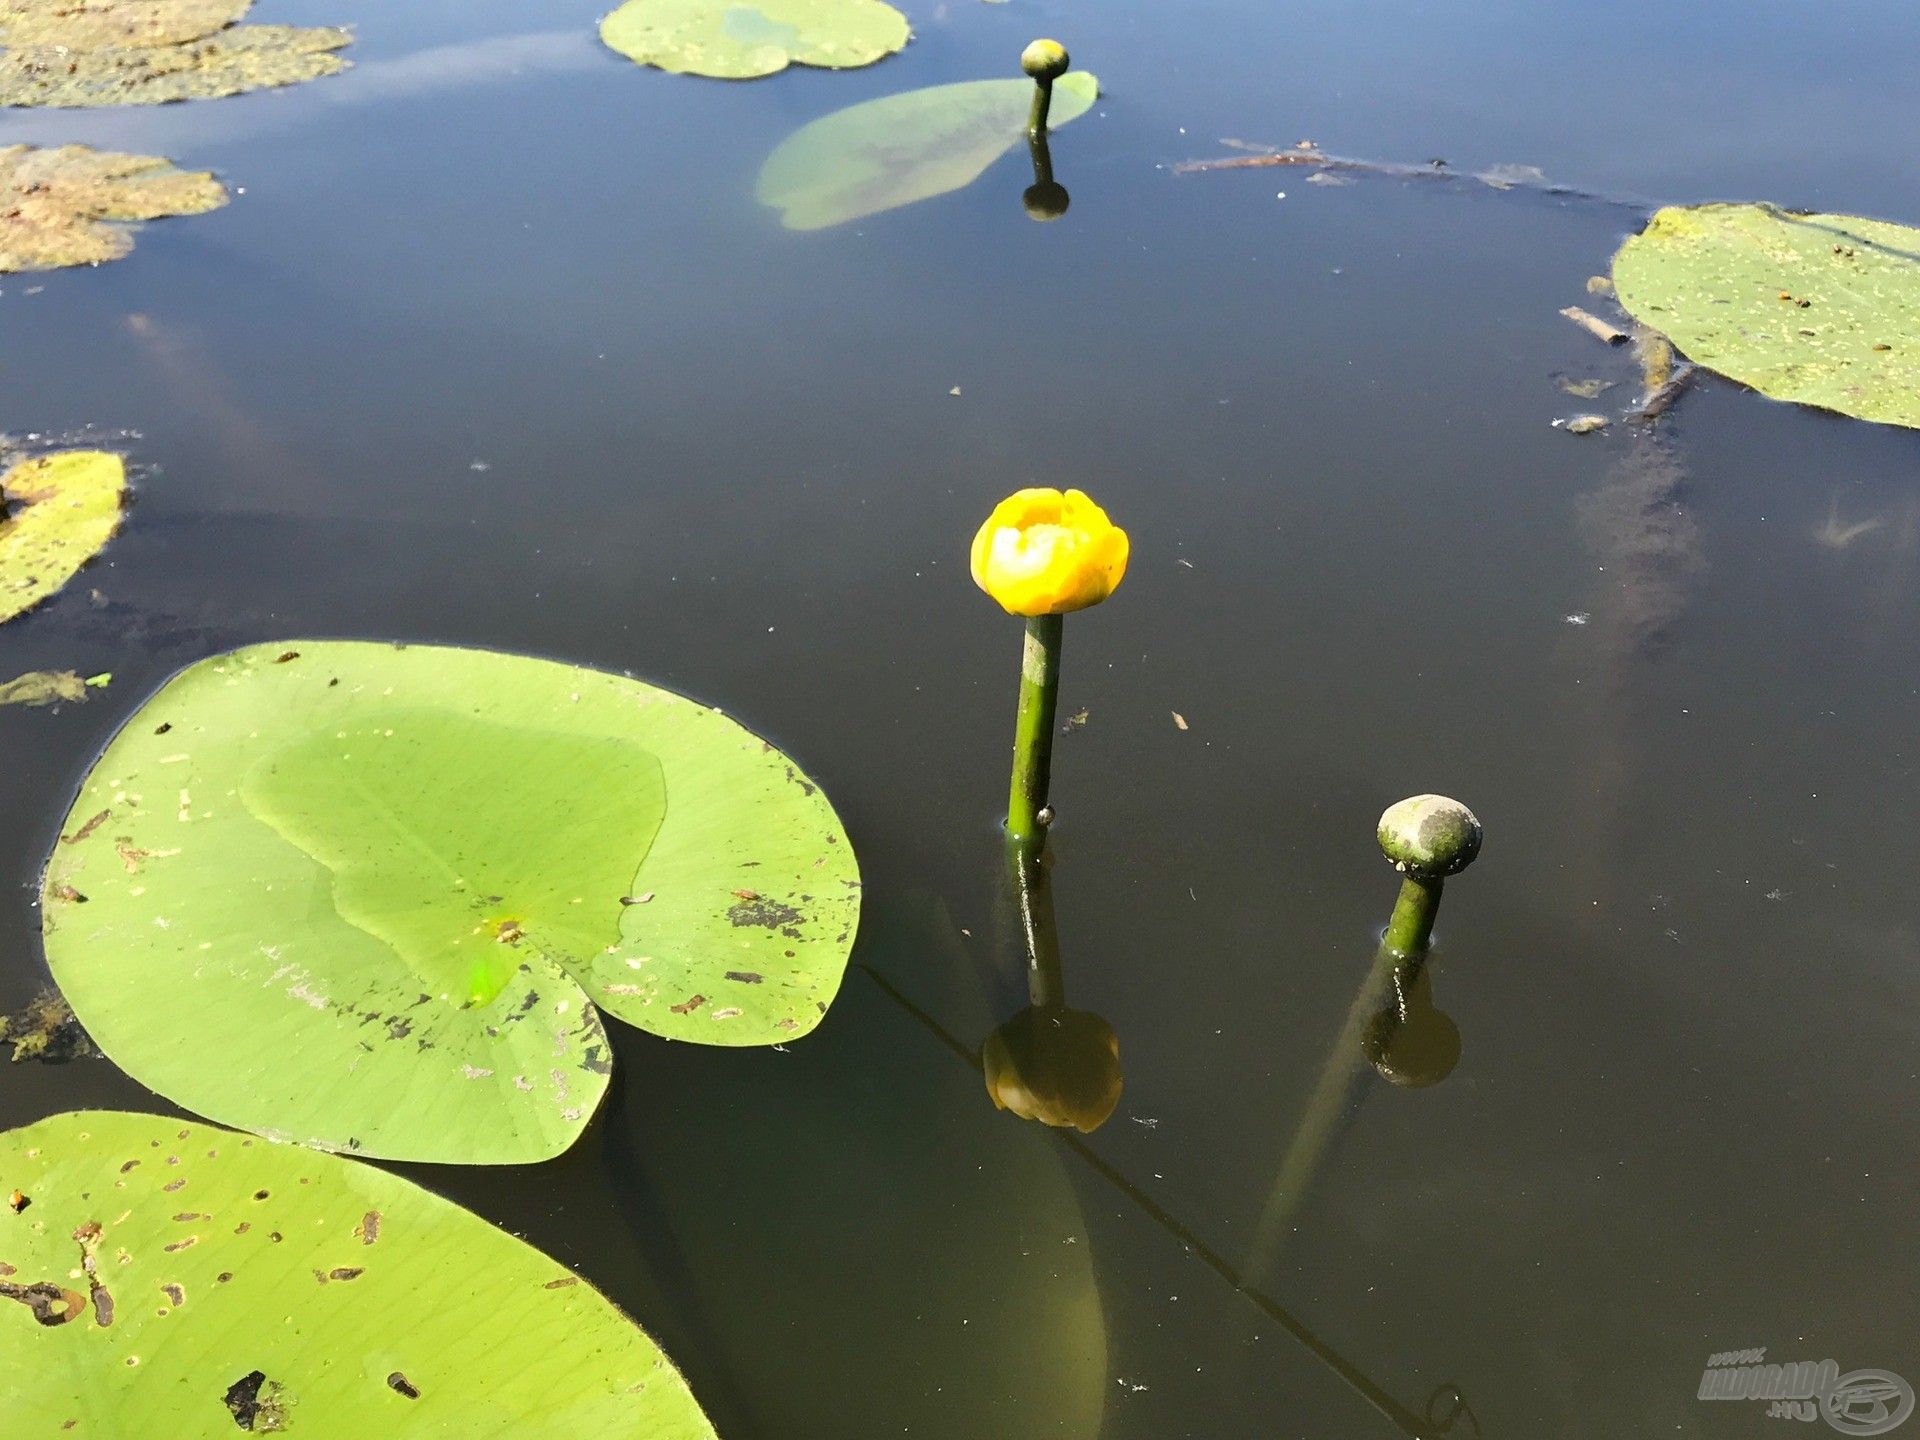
<box><xmin>1027</xmin><ymin>78</ymin><xmax>1053</xmax><ymax>137</ymax></box>
<box><xmin>1381</xmin><ymin>873</ymin><xmax>1442</xmax><ymax>959</ymax></box>
<box><xmin>1005</xmin><ymin>613</ymin><xmax>1063</xmax><ymax>842</ymax></box>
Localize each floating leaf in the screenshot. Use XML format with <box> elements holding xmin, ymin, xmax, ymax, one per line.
<box><xmin>599</xmin><ymin>0</ymin><xmax>907</xmax><ymax>79</ymax></box>
<box><xmin>0</xmin><ymin>0</ymin><xmax>250</xmax><ymax>49</ymax></box>
<box><xmin>0</xmin><ymin>145</ymin><xmax>226</xmax><ymax>273</ymax></box>
<box><xmin>44</xmin><ymin>641</ymin><xmax>860</xmax><ymax>1163</ymax></box>
<box><xmin>0</xmin><ymin>452</ymin><xmax>126</xmax><ymax>625</ymax></box>
<box><xmin>0</xmin><ymin>22</ymin><xmax>349</xmax><ymax>106</ymax></box>
<box><xmin>0</xmin><ymin>1111</ymin><xmax>716</xmax><ymax>1435</ymax></box>
<box><xmin>757</xmin><ymin>71</ymin><xmax>1098</xmax><ymax>231</ymax></box>
<box><xmin>0</xmin><ymin>670</ymin><xmax>90</xmax><ymax>707</ymax></box>
<box><xmin>0</xmin><ymin>990</ymin><xmax>94</xmax><ymax>1061</ymax></box>
<box><xmin>1614</xmin><ymin>203</ymin><xmax>1920</xmax><ymax>429</ymax></box>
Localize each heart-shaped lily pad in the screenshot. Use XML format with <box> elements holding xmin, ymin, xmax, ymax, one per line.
<box><xmin>0</xmin><ymin>452</ymin><xmax>126</xmax><ymax>625</ymax></box>
<box><xmin>43</xmin><ymin>641</ymin><xmax>860</xmax><ymax>1163</ymax></box>
<box><xmin>0</xmin><ymin>1110</ymin><xmax>716</xmax><ymax>1436</ymax></box>
<box><xmin>599</xmin><ymin>0</ymin><xmax>908</xmax><ymax>79</ymax></box>
<box><xmin>1614</xmin><ymin>202</ymin><xmax>1920</xmax><ymax>429</ymax></box>
<box><xmin>756</xmin><ymin>71</ymin><xmax>1099</xmax><ymax>231</ymax></box>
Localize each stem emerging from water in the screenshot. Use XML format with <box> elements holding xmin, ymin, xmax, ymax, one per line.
<box><xmin>1381</xmin><ymin>873</ymin><xmax>1443</xmax><ymax>959</ymax></box>
<box><xmin>1027</xmin><ymin>77</ymin><xmax>1054</xmax><ymax>137</ymax></box>
<box><xmin>1006</xmin><ymin>613</ymin><xmax>1062</xmax><ymax>842</ymax></box>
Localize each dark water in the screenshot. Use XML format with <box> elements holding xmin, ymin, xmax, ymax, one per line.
<box><xmin>6</xmin><ymin>0</ymin><xmax>1920</xmax><ymax>1434</ymax></box>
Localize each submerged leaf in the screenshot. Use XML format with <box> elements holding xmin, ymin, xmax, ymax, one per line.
<box><xmin>0</xmin><ymin>145</ymin><xmax>226</xmax><ymax>272</ymax></box>
<box><xmin>0</xmin><ymin>22</ymin><xmax>349</xmax><ymax>106</ymax></box>
<box><xmin>43</xmin><ymin>641</ymin><xmax>861</xmax><ymax>1163</ymax></box>
<box><xmin>599</xmin><ymin>0</ymin><xmax>907</xmax><ymax>79</ymax></box>
<box><xmin>757</xmin><ymin>70</ymin><xmax>1099</xmax><ymax>230</ymax></box>
<box><xmin>0</xmin><ymin>670</ymin><xmax>89</xmax><ymax>706</ymax></box>
<box><xmin>1614</xmin><ymin>203</ymin><xmax>1920</xmax><ymax>429</ymax></box>
<box><xmin>0</xmin><ymin>0</ymin><xmax>250</xmax><ymax>49</ymax></box>
<box><xmin>0</xmin><ymin>451</ymin><xmax>125</xmax><ymax>625</ymax></box>
<box><xmin>0</xmin><ymin>1111</ymin><xmax>716</xmax><ymax>1435</ymax></box>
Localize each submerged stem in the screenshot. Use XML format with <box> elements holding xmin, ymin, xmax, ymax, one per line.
<box><xmin>1005</xmin><ymin>613</ymin><xmax>1063</xmax><ymax>841</ymax></box>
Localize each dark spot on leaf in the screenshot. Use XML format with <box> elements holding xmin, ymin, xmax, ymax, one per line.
<box><xmin>163</xmin><ymin>1236</ymin><xmax>198</xmax><ymax>1253</ymax></box>
<box><xmin>60</xmin><ymin>809</ymin><xmax>110</xmax><ymax>845</ymax></box>
<box><xmin>355</xmin><ymin>1210</ymin><xmax>380</xmax><ymax>1245</ymax></box>
<box><xmin>725</xmin><ymin>971</ymin><xmax>764</xmax><ymax>984</ymax></box>
<box><xmin>727</xmin><ymin>894</ymin><xmax>804</xmax><ymax>936</ymax></box>
<box><xmin>387</xmin><ymin>1372</ymin><xmax>420</xmax><ymax>1399</ymax></box>
<box><xmin>670</xmin><ymin>994</ymin><xmax>706</xmax><ymax>1015</ymax></box>
<box><xmin>161</xmin><ymin>1283</ymin><xmax>183</xmax><ymax>1306</ymax></box>
<box><xmin>543</xmin><ymin>1276</ymin><xmax>579</xmax><ymax>1290</ymax></box>
<box><xmin>162</xmin><ymin>1179</ymin><xmax>185</xmax><ymax>1192</ymax></box>
<box><xmin>7</xmin><ymin>1190</ymin><xmax>27</xmax><ymax>1212</ymax></box>
<box><xmin>0</xmin><ymin>1281</ymin><xmax>86</xmax><ymax>1325</ymax></box>
<box><xmin>90</xmin><ymin>1285</ymin><xmax>113</xmax><ymax>1326</ymax></box>
<box><xmin>223</xmin><ymin>1370</ymin><xmax>292</xmax><ymax>1431</ymax></box>
<box><xmin>273</xmin><ymin>651</ymin><xmax>299</xmax><ymax>664</ymax></box>
<box><xmin>253</xmin><ymin>1190</ymin><xmax>269</xmax><ymax>1201</ymax></box>
<box><xmin>154</xmin><ymin>722</ymin><xmax>172</xmax><ymax>734</ymax></box>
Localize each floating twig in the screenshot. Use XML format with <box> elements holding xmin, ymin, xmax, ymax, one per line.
<box><xmin>1561</xmin><ymin>306</ymin><xmax>1630</xmax><ymax>346</ymax></box>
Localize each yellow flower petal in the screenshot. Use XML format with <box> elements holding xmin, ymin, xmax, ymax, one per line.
<box><xmin>969</xmin><ymin>487</ymin><xmax>1130</xmax><ymax>616</ymax></box>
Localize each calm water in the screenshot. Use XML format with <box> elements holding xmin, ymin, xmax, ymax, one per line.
<box><xmin>6</xmin><ymin>0</ymin><xmax>1920</xmax><ymax>1434</ymax></box>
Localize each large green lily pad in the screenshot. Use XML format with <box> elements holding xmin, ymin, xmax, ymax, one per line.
<box><xmin>0</xmin><ymin>21</ymin><xmax>349</xmax><ymax>106</ymax></box>
<box><xmin>1</xmin><ymin>146</ymin><xmax>227</xmax><ymax>272</ymax></box>
<box><xmin>0</xmin><ymin>1111</ymin><xmax>716</xmax><ymax>1436</ymax></box>
<box><xmin>756</xmin><ymin>71</ymin><xmax>1099</xmax><ymax>231</ymax></box>
<box><xmin>599</xmin><ymin>0</ymin><xmax>908</xmax><ymax>79</ymax></box>
<box><xmin>0</xmin><ymin>452</ymin><xmax>126</xmax><ymax>624</ymax></box>
<box><xmin>1614</xmin><ymin>202</ymin><xmax>1920</xmax><ymax>429</ymax></box>
<box><xmin>43</xmin><ymin>641</ymin><xmax>860</xmax><ymax>1164</ymax></box>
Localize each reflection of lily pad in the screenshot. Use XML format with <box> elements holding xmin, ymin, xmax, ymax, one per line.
<box><xmin>0</xmin><ymin>0</ymin><xmax>250</xmax><ymax>49</ymax></box>
<box><xmin>0</xmin><ymin>145</ymin><xmax>226</xmax><ymax>272</ymax></box>
<box><xmin>0</xmin><ymin>452</ymin><xmax>125</xmax><ymax>625</ymax></box>
<box><xmin>0</xmin><ymin>1111</ymin><xmax>717</xmax><ymax>1436</ymax></box>
<box><xmin>43</xmin><ymin>641</ymin><xmax>860</xmax><ymax>1164</ymax></box>
<box><xmin>0</xmin><ymin>21</ymin><xmax>349</xmax><ymax>106</ymax></box>
<box><xmin>599</xmin><ymin>0</ymin><xmax>907</xmax><ymax>79</ymax></box>
<box><xmin>1614</xmin><ymin>203</ymin><xmax>1920</xmax><ymax>429</ymax></box>
<box><xmin>757</xmin><ymin>71</ymin><xmax>1098</xmax><ymax>231</ymax></box>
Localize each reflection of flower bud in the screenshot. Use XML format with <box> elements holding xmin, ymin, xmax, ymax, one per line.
<box><xmin>1361</xmin><ymin>966</ymin><xmax>1460</xmax><ymax>1088</ymax></box>
<box><xmin>970</xmin><ymin>488</ymin><xmax>1130</xmax><ymax>616</ymax></box>
<box><xmin>982</xmin><ymin>1007</ymin><xmax>1122</xmax><ymax>1133</ymax></box>
<box><xmin>1022</xmin><ymin>180</ymin><xmax>1070</xmax><ymax>221</ymax></box>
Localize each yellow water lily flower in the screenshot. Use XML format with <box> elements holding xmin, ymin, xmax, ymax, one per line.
<box><xmin>969</xmin><ymin>487</ymin><xmax>1129</xmax><ymax>616</ymax></box>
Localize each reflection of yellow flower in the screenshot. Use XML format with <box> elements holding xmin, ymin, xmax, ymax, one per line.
<box><xmin>982</xmin><ymin>1008</ymin><xmax>1123</xmax><ymax>1133</ymax></box>
<box><xmin>970</xmin><ymin>488</ymin><xmax>1129</xmax><ymax>617</ymax></box>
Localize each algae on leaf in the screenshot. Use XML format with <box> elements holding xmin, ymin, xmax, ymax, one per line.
<box><xmin>599</xmin><ymin>0</ymin><xmax>908</xmax><ymax>79</ymax></box>
<box><xmin>0</xmin><ymin>11</ymin><xmax>350</xmax><ymax>107</ymax></box>
<box><xmin>1614</xmin><ymin>203</ymin><xmax>1920</xmax><ymax>429</ymax></box>
<box><xmin>43</xmin><ymin>641</ymin><xmax>861</xmax><ymax>1164</ymax></box>
<box><xmin>0</xmin><ymin>1111</ymin><xmax>717</xmax><ymax>1437</ymax></box>
<box><xmin>0</xmin><ymin>145</ymin><xmax>226</xmax><ymax>272</ymax></box>
<box><xmin>0</xmin><ymin>0</ymin><xmax>250</xmax><ymax>50</ymax></box>
<box><xmin>0</xmin><ymin>451</ymin><xmax>125</xmax><ymax>625</ymax></box>
<box><xmin>758</xmin><ymin>71</ymin><xmax>1098</xmax><ymax>231</ymax></box>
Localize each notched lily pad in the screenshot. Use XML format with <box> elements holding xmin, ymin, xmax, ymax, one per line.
<box><xmin>599</xmin><ymin>0</ymin><xmax>908</xmax><ymax>79</ymax></box>
<box><xmin>1614</xmin><ymin>202</ymin><xmax>1920</xmax><ymax>429</ymax></box>
<box><xmin>43</xmin><ymin>641</ymin><xmax>861</xmax><ymax>1164</ymax></box>
<box><xmin>0</xmin><ymin>1111</ymin><xmax>717</xmax><ymax>1436</ymax></box>
<box><xmin>0</xmin><ymin>0</ymin><xmax>250</xmax><ymax>50</ymax></box>
<box><xmin>0</xmin><ymin>19</ymin><xmax>350</xmax><ymax>106</ymax></box>
<box><xmin>0</xmin><ymin>451</ymin><xmax>126</xmax><ymax>625</ymax></box>
<box><xmin>757</xmin><ymin>71</ymin><xmax>1098</xmax><ymax>230</ymax></box>
<box><xmin>1</xmin><ymin>144</ymin><xmax>226</xmax><ymax>272</ymax></box>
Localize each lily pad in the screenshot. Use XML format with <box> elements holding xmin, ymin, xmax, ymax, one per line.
<box><xmin>0</xmin><ymin>0</ymin><xmax>250</xmax><ymax>50</ymax></box>
<box><xmin>0</xmin><ymin>1111</ymin><xmax>716</xmax><ymax>1436</ymax></box>
<box><xmin>1</xmin><ymin>146</ymin><xmax>226</xmax><ymax>272</ymax></box>
<box><xmin>0</xmin><ymin>22</ymin><xmax>350</xmax><ymax>106</ymax></box>
<box><xmin>43</xmin><ymin>641</ymin><xmax>860</xmax><ymax>1164</ymax></box>
<box><xmin>0</xmin><ymin>451</ymin><xmax>126</xmax><ymax>625</ymax></box>
<box><xmin>599</xmin><ymin>0</ymin><xmax>908</xmax><ymax>79</ymax></box>
<box><xmin>757</xmin><ymin>71</ymin><xmax>1099</xmax><ymax>231</ymax></box>
<box><xmin>1614</xmin><ymin>203</ymin><xmax>1920</xmax><ymax>429</ymax></box>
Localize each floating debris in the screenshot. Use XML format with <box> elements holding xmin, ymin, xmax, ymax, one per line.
<box><xmin>0</xmin><ymin>451</ymin><xmax>127</xmax><ymax>625</ymax></box>
<box><xmin>0</xmin><ymin>670</ymin><xmax>90</xmax><ymax>707</ymax></box>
